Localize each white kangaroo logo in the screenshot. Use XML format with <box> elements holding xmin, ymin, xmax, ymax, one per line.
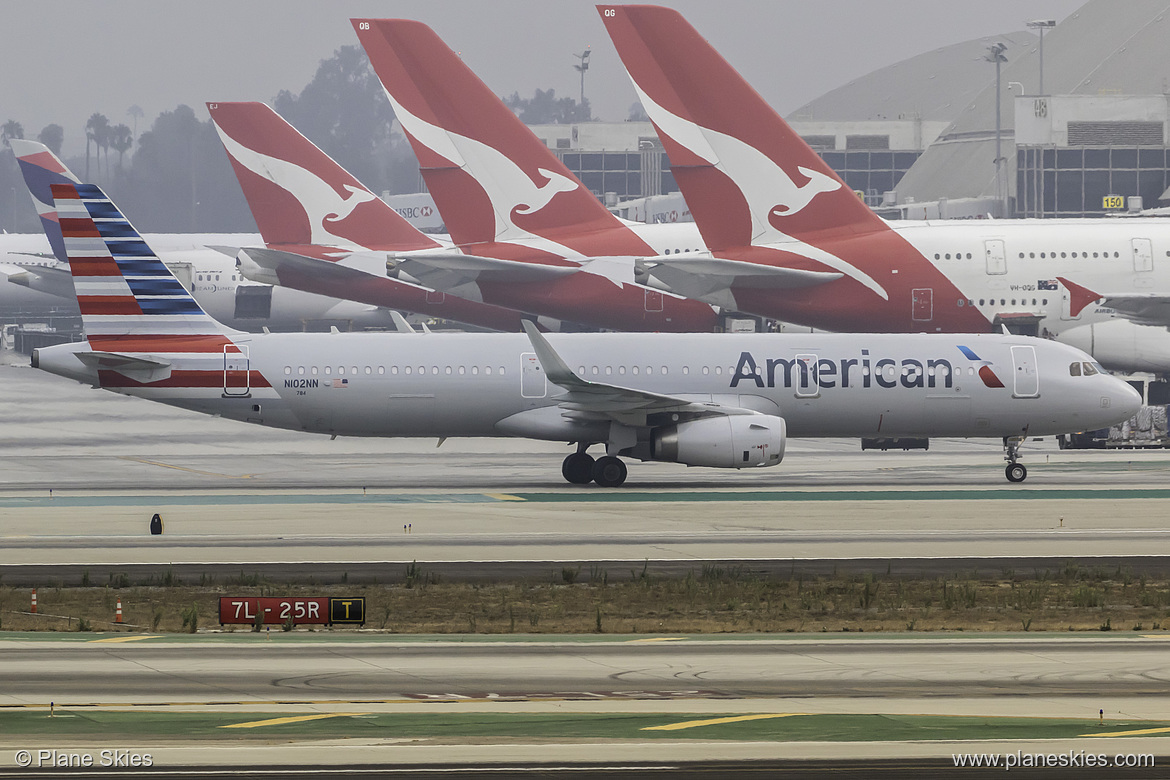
<box><xmin>629</xmin><ymin>80</ymin><xmax>887</xmax><ymax>301</ymax></box>
<box><xmin>771</xmin><ymin>166</ymin><xmax>841</xmax><ymax>217</ymax></box>
<box><xmin>382</xmin><ymin>87</ymin><xmax>583</xmax><ymax>257</ymax></box>
<box><xmin>213</xmin><ymin>122</ymin><xmax>376</xmax><ymax>246</ymax></box>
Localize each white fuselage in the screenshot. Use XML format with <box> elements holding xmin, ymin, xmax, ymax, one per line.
<box><xmin>34</xmin><ymin>331</ymin><xmax>1138</xmax><ymax>446</ymax></box>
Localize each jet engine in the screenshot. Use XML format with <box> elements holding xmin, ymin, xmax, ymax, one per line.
<box><xmin>651</xmin><ymin>415</ymin><xmax>786</xmax><ymax>469</ymax></box>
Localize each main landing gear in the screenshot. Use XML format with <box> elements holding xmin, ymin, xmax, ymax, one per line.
<box><xmin>561</xmin><ymin>445</ymin><xmax>628</xmax><ymax>487</ymax></box>
<box><xmin>1004</xmin><ymin>435</ymin><xmax>1027</xmax><ymax>483</ymax></box>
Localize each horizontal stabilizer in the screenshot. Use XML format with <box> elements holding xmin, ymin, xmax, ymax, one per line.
<box><xmin>641</xmin><ymin>255</ymin><xmax>841</xmax><ymax>301</ymax></box>
<box><xmin>239</xmin><ymin>246</ymin><xmax>377</xmax><ymax>288</ymax></box>
<box><xmin>9</xmin><ymin>263</ymin><xmax>76</xmax><ymax>299</ymax></box>
<box><xmin>388</xmin><ymin>252</ymin><xmax>578</xmax><ymax>291</ymax></box>
<box><xmin>521</xmin><ymin>320</ymin><xmax>756</xmax><ymax>427</ymax></box>
<box><xmin>75</xmin><ymin>351</ymin><xmax>173</xmax><ymax>383</ymax></box>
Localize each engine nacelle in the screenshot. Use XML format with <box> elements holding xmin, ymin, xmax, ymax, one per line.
<box><xmin>651</xmin><ymin>415</ymin><xmax>786</xmax><ymax>469</ymax></box>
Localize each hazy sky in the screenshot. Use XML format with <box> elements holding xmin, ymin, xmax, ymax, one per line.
<box><xmin>2</xmin><ymin>0</ymin><xmax>1084</xmax><ymax>155</ymax></box>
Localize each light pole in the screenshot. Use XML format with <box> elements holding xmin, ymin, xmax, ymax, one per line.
<box><xmin>1026</xmin><ymin>19</ymin><xmax>1056</xmax><ymax>94</ymax></box>
<box><xmin>985</xmin><ymin>42</ymin><xmax>1009</xmax><ymax>216</ymax></box>
<box><xmin>574</xmin><ymin>47</ymin><xmax>591</xmax><ymax>113</ymax></box>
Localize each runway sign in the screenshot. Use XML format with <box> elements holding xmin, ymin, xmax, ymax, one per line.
<box><xmin>218</xmin><ymin>597</ymin><xmax>364</xmax><ymax>626</ymax></box>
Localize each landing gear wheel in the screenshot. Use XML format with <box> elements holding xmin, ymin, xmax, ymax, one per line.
<box><xmin>1006</xmin><ymin>463</ymin><xmax>1027</xmax><ymax>483</ymax></box>
<box><xmin>591</xmin><ymin>456</ymin><xmax>628</xmax><ymax>487</ymax></box>
<box><xmin>561</xmin><ymin>452</ymin><xmax>595</xmax><ymax>484</ymax></box>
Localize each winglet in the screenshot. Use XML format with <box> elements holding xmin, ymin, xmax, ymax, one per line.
<box><xmin>1057</xmin><ymin>276</ymin><xmax>1104</xmax><ymax>317</ymax></box>
<box><xmin>521</xmin><ymin>319</ymin><xmax>584</xmax><ymax>388</ymax></box>
<box><xmin>389</xmin><ymin>310</ymin><xmax>417</xmax><ymax>334</ymax></box>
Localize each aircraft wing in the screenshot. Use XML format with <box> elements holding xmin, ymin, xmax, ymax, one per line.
<box><xmin>1059</xmin><ymin>276</ymin><xmax>1170</xmax><ymax>326</ymax></box>
<box><xmin>521</xmin><ymin>320</ymin><xmax>757</xmax><ymax>427</ymax></box>
<box><xmin>74</xmin><ymin>351</ymin><xmax>172</xmax><ymax>383</ymax></box>
<box><xmin>640</xmin><ymin>255</ymin><xmax>841</xmax><ymax>301</ymax></box>
<box><xmin>8</xmin><ymin>263</ymin><xmax>76</xmax><ymax>299</ymax></box>
<box><xmin>388</xmin><ymin>252</ymin><xmax>578</xmax><ymax>291</ymax></box>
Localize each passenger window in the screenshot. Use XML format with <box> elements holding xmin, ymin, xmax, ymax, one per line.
<box><xmin>352</xmin><ymin>367</ymin><xmax>359</xmax><ymax>375</ymax></box>
<box><xmin>702</xmin><ymin>366</ymin><xmax>710</xmax><ymax>375</ymax></box>
<box><xmin>632</xmin><ymin>366</ymin><xmax>640</xmax><ymax>375</ymax></box>
<box><xmin>604</xmin><ymin>366</ymin><xmax>611</xmax><ymax>375</ymax></box>
<box><xmin>324</xmin><ymin>366</ymin><xmax>332</xmax><ymax>375</ymax></box>
<box><xmin>1070</xmin><ymin>362</ymin><xmax>1081</xmax><ymax>377</ymax></box>
<box><xmin>661</xmin><ymin>366</ymin><xmax>668</xmax><ymax>375</ymax></box>
<box><xmin>388</xmin><ymin>366</ymin><xmax>395</xmax><ymax>375</ymax></box>
<box><xmin>283</xmin><ymin>366</ymin><xmax>291</xmax><ymax>375</ymax></box>
<box><xmin>311</xmin><ymin>366</ymin><xmax>318</xmax><ymax>375</ymax></box>
<box><xmin>682</xmin><ymin>366</ymin><xmax>689</xmax><ymax>375</ymax></box>
<box><xmin>445</xmin><ymin>366</ymin><xmax>452</xmax><ymax>375</ymax></box>
<box><xmin>471</xmin><ymin>366</ymin><xmax>478</xmax><ymax>375</ymax></box>
<box><xmin>457</xmin><ymin>366</ymin><xmax>464</xmax><ymax>375</ymax></box>
<box><xmin>405</xmin><ymin>366</ymin><xmax>412</xmax><ymax>375</ymax></box>
<box><xmin>485</xmin><ymin>366</ymin><xmax>492</xmax><ymax>375</ymax></box>
<box><xmin>431</xmin><ymin>366</ymin><xmax>438</xmax><ymax>375</ymax></box>
<box><xmin>618</xmin><ymin>366</ymin><xmax>625</xmax><ymax>375</ymax></box>
<box><xmin>499</xmin><ymin>367</ymin><xmax>506</xmax><ymax>375</ymax></box>
<box><xmin>297</xmin><ymin>366</ymin><xmax>305</xmax><ymax>375</ymax></box>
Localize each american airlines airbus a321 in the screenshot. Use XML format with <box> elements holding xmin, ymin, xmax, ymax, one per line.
<box><xmin>33</xmin><ymin>182</ymin><xmax>1139</xmax><ymax>485</ymax></box>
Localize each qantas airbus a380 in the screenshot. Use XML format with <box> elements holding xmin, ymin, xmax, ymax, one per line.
<box><xmin>32</xmin><ymin>181</ymin><xmax>1138</xmax><ymax>485</ymax></box>
<box><xmin>589</xmin><ymin>5</ymin><xmax>1170</xmax><ymax>372</ymax></box>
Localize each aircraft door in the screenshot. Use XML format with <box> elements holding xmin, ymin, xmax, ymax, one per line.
<box><xmin>1132</xmin><ymin>238</ymin><xmax>1153</xmax><ymax>272</ymax></box>
<box><xmin>1010</xmin><ymin>345</ymin><xmax>1039</xmax><ymax>398</ymax></box>
<box><xmin>911</xmin><ymin>288</ymin><xmax>933</xmax><ymax>321</ymax></box>
<box><xmin>1059</xmin><ymin>286</ymin><xmax>1082</xmax><ymax>321</ymax></box>
<box><xmin>795</xmin><ymin>353</ymin><xmax>818</xmax><ymax>397</ymax></box>
<box><xmin>223</xmin><ymin>344</ymin><xmax>251</xmax><ymax>397</ymax></box>
<box><xmin>644</xmin><ymin>288</ymin><xmax>664</xmax><ymax>312</ymax></box>
<box><xmin>984</xmin><ymin>240</ymin><xmax>1007</xmax><ymax>275</ymax></box>
<box><xmin>520</xmin><ymin>352</ymin><xmax>547</xmax><ymax>398</ymax></box>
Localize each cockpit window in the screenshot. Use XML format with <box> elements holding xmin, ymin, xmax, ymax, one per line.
<box><xmin>1091</xmin><ymin>362</ymin><xmax>1107</xmax><ymax>374</ymax></box>
<box><xmin>1069</xmin><ymin>362</ymin><xmax>1081</xmax><ymax>377</ymax></box>
<box><xmin>1082</xmin><ymin>362</ymin><xmax>1098</xmax><ymax>376</ymax></box>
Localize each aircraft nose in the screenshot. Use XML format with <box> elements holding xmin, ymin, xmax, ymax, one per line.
<box><xmin>1116</xmin><ymin>380</ymin><xmax>1143</xmax><ymax>418</ymax></box>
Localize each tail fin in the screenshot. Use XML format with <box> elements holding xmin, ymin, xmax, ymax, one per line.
<box><xmin>599</xmin><ymin>5</ymin><xmax>886</xmax><ymax>251</ymax></box>
<box><xmin>10</xmin><ymin>139</ymin><xmax>81</xmax><ymax>264</ymax></box>
<box><xmin>207</xmin><ymin>101</ymin><xmax>439</xmax><ymax>252</ymax></box>
<box><xmin>352</xmin><ymin>18</ymin><xmax>649</xmax><ymax>256</ymax></box>
<box><xmin>51</xmin><ymin>182</ymin><xmax>232</xmax><ymax>344</ymax></box>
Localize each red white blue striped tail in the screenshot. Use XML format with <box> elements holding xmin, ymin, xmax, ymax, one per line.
<box><xmin>51</xmin><ymin>182</ymin><xmax>233</xmax><ymax>347</ymax></box>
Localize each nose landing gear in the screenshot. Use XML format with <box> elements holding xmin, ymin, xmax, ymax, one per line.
<box><xmin>1004</xmin><ymin>434</ymin><xmax>1027</xmax><ymax>483</ymax></box>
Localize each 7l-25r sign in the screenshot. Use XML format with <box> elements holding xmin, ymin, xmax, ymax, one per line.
<box><xmin>218</xmin><ymin>597</ymin><xmax>365</xmax><ymax>626</ymax></box>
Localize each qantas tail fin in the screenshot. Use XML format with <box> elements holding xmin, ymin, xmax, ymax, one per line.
<box><xmin>599</xmin><ymin>4</ymin><xmax>885</xmax><ymax>251</ymax></box>
<box><xmin>352</xmin><ymin>18</ymin><xmax>638</xmax><ymax>252</ymax></box>
<box><xmin>51</xmin><ymin>182</ymin><xmax>232</xmax><ymax>343</ymax></box>
<box><xmin>10</xmin><ymin>139</ymin><xmax>81</xmax><ymax>264</ymax></box>
<box><xmin>207</xmin><ymin>101</ymin><xmax>438</xmax><ymax>252</ymax></box>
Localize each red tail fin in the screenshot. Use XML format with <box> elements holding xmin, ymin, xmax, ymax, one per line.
<box><xmin>352</xmin><ymin>19</ymin><xmax>646</xmax><ymax>254</ymax></box>
<box><xmin>208</xmin><ymin>101</ymin><xmax>438</xmax><ymax>251</ymax></box>
<box><xmin>600</xmin><ymin>5</ymin><xmax>886</xmax><ymax>250</ymax></box>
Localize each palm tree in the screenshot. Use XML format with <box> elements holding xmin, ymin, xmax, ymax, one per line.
<box><xmin>85</xmin><ymin>112</ymin><xmax>109</xmax><ymax>180</ymax></box>
<box><xmin>0</xmin><ymin>119</ymin><xmax>24</xmax><ymax>148</ymax></box>
<box><xmin>110</xmin><ymin>124</ymin><xmax>132</xmax><ymax>175</ymax></box>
